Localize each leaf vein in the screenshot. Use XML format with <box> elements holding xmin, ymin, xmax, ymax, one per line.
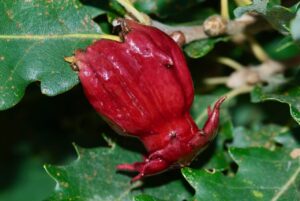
<box><xmin>2</xmin><ymin>41</ymin><xmax>40</xmax><ymax>92</ymax></box>
<box><xmin>271</xmin><ymin>166</ymin><xmax>300</xmax><ymax>201</ymax></box>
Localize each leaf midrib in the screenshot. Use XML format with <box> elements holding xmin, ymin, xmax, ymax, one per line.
<box><xmin>271</xmin><ymin>166</ymin><xmax>300</xmax><ymax>201</ymax></box>
<box><xmin>0</xmin><ymin>34</ymin><xmax>102</xmax><ymax>40</ymax></box>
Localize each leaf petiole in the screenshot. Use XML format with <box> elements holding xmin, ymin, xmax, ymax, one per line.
<box><xmin>220</xmin><ymin>0</ymin><xmax>230</xmax><ymax>20</ymax></box>
<box><xmin>98</xmin><ymin>34</ymin><xmax>122</xmax><ymax>42</ymax></box>
<box><xmin>248</xmin><ymin>35</ymin><xmax>270</xmax><ymax>62</ymax></box>
<box><xmin>217</xmin><ymin>57</ymin><xmax>245</xmax><ymax>71</ymax></box>
<box><xmin>234</xmin><ymin>0</ymin><xmax>252</xmax><ymax>6</ymax></box>
<box><xmin>116</xmin><ymin>0</ymin><xmax>151</xmax><ymax>25</ymax></box>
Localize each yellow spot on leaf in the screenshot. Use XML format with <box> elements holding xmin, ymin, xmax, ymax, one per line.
<box><xmin>61</xmin><ymin>182</ymin><xmax>69</xmax><ymax>188</ymax></box>
<box><xmin>252</xmin><ymin>190</ymin><xmax>264</xmax><ymax>198</ymax></box>
<box><xmin>6</xmin><ymin>10</ymin><xmax>14</xmax><ymax>19</ymax></box>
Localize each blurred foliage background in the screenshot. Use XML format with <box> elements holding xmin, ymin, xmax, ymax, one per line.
<box><xmin>0</xmin><ymin>0</ymin><xmax>300</xmax><ymax>200</ymax></box>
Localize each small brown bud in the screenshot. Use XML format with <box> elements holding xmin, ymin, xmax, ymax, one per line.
<box><xmin>203</xmin><ymin>15</ymin><xmax>228</xmax><ymax>37</ymax></box>
<box><xmin>170</xmin><ymin>31</ymin><xmax>186</xmax><ymax>46</ymax></box>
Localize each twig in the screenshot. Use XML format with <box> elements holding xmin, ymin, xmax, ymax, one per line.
<box><xmin>223</xmin><ymin>85</ymin><xmax>253</xmax><ymax>101</ymax></box>
<box><xmin>152</xmin><ymin>20</ymin><xmax>207</xmax><ymax>44</ymax></box>
<box><xmin>248</xmin><ymin>35</ymin><xmax>270</xmax><ymax>62</ymax></box>
<box><xmin>217</xmin><ymin>57</ymin><xmax>245</xmax><ymax>71</ymax></box>
<box><xmin>206</xmin><ymin>54</ymin><xmax>300</xmax><ymax>90</ymax></box>
<box><xmin>152</xmin><ymin>13</ymin><xmax>256</xmax><ymax>43</ymax></box>
<box><xmin>116</xmin><ymin>0</ymin><xmax>260</xmax><ymax>45</ymax></box>
<box><xmin>203</xmin><ymin>77</ymin><xmax>229</xmax><ymax>85</ymax></box>
<box><xmin>206</xmin><ymin>59</ymin><xmax>284</xmax><ymax>89</ymax></box>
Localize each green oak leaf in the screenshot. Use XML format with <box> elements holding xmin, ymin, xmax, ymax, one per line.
<box><xmin>182</xmin><ymin>147</ymin><xmax>300</xmax><ymax>201</ymax></box>
<box><xmin>95</xmin><ymin>0</ymin><xmax>126</xmax><ymax>16</ymax></box>
<box><xmin>134</xmin><ymin>195</ymin><xmax>165</xmax><ymax>201</ymax></box>
<box><xmin>44</xmin><ymin>95</ymin><xmax>231</xmax><ymax>201</ymax></box>
<box><xmin>265</xmin><ymin>36</ymin><xmax>300</xmax><ymax>60</ymax></box>
<box><xmin>234</xmin><ymin>0</ymin><xmax>281</xmax><ymax>16</ymax></box>
<box><xmin>275</xmin><ymin>131</ymin><xmax>300</xmax><ymax>148</ymax></box>
<box><xmin>231</xmin><ymin>124</ymin><xmax>291</xmax><ymax>149</ymax></box>
<box><xmin>134</xmin><ymin>0</ymin><xmax>205</xmax><ymax>18</ymax></box>
<box><xmin>45</xmin><ymin>143</ymin><xmax>138</xmax><ymax>201</ymax></box>
<box><xmin>234</xmin><ymin>0</ymin><xmax>269</xmax><ymax>17</ymax></box>
<box><xmin>45</xmin><ymin>141</ymin><xmax>191</xmax><ymax>201</ymax></box>
<box><xmin>0</xmin><ymin>0</ymin><xmax>104</xmax><ymax>110</ymax></box>
<box><xmin>291</xmin><ymin>9</ymin><xmax>300</xmax><ymax>44</ymax></box>
<box><xmin>234</xmin><ymin>0</ymin><xmax>295</xmax><ymax>34</ymax></box>
<box><xmin>264</xmin><ymin>5</ymin><xmax>295</xmax><ymax>34</ymax></box>
<box><xmin>184</xmin><ymin>37</ymin><xmax>229</xmax><ymax>59</ymax></box>
<box><xmin>251</xmin><ymin>85</ymin><xmax>300</xmax><ymax>125</ymax></box>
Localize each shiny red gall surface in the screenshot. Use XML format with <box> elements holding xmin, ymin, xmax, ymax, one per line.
<box><xmin>74</xmin><ymin>19</ymin><xmax>225</xmax><ymax>181</ymax></box>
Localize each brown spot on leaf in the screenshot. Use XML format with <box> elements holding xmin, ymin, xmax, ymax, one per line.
<box><xmin>290</xmin><ymin>148</ymin><xmax>300</xmax><ymax>159</ymax></box>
